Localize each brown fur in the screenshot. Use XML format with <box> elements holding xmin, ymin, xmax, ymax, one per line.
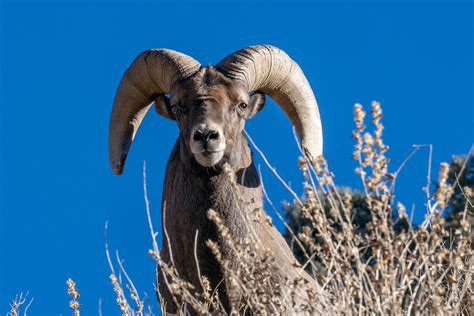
<box><xmin>155</xmin><ymin>67</ymin><xmax>316</xmax><ymax>313</ymax></box>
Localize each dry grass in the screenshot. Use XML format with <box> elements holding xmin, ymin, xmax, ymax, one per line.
<box><xmin>8</xmin><ymin>102</ymin><xmax>469</xmax><ymax>315</ymax></box>
<box><xmin>288</xmin><ymin>102</ymin><xmax>472</xmax><ymax>314</ymax></box>
<box><xmin>133</xmin><ymin>101</ymin><xmax>471</xmax><ymax>314</ymax></box>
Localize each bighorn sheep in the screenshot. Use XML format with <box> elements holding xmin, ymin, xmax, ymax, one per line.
<box><xmin>109</xmin><ymin>45</ymin><xmax>323</xmax><ymax>313</ymax></box>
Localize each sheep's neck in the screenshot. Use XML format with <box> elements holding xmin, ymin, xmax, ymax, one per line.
<box><xmin>160</xmin><ymin>135</ymin><xmax>262</xmax><ymax>290</ymax></box>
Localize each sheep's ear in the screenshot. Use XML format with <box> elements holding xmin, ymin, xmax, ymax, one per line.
<box><xmin>245</xmin><ymin>92</ymin><xmax>265</xmax><ymax>119</ymax></box>
<box><xmin>154</xmin><ymin>94</ymin><xmax>175</xmax><ymax>120</ymax></box>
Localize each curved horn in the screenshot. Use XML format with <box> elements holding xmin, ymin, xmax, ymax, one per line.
<box><xmin>109</xmin><ymin>49</ymin><xmax>201</xmax><ymax>174</ymax></box>
<box><xmin>217</xmin><ymin>45</ymin><xmax>322</xmax><ymax>161</ymax></box>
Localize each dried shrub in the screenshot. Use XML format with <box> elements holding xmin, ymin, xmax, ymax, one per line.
<box><xmin>55</xmin><ymin>101</ymin><xmax>469</xmax><ymax>316</ymax></box>
<box><xmin>147</xmin><ymin>101</ymin><xmax>471</xmax><ymax>315</ymax></box>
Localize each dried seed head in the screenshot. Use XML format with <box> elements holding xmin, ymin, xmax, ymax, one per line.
<box><xmin>66</xmin><ymin>278</ymin><xmax>81</xmax><ymax>314</ymax></box>
<box><xmin>354</xmin><ymin>103</ymin><xmax>366</xmax><ymax>128</ymax></box>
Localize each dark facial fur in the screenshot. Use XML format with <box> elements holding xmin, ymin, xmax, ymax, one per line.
<box><xmin>154</xmin><ymin>67</ymin><xmax>265</xmax><ymax>174</ymax></box>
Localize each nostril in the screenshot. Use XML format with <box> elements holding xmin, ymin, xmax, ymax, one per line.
<box><xmin>193</xmin><ymin>131</ymin><xmax>205</xmax><ymax>142</ymax></box>
<box><xmin>194</xmin><ymin>130</ymin><xmax>220</xmax><ymax>143</ymax></box>
<box><xmin>207</xmin><ymin>131</ymin><xmax>219</xmax><ymax>141</ymax></box>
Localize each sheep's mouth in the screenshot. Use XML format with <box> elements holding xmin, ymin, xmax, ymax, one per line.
<box><xmin>203</xmin><ymin>150</ymin><xmax>221</xmax><ymax>155</ymax></box>
<box><xmin>194</xmin><ymin>150</ymin><xmax>224</xmax><ymax>167</ymax></box>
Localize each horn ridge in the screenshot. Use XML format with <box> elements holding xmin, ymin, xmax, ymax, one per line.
<box><xmin>108</xmin><ymin>49</ymin><xmax>201</xmax><ymax>174</ymax></box>
<box><xmin>217</xmin><ymin>45</ymin><xmax>323</xmax><ymax>161</ymax></box>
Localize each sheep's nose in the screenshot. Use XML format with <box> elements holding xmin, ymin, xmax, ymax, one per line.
<box><xmin>193</xmin><ymin>128</ymin><xmax>221</xmax><ymax>149</ymax></box>
<box><xmin>190</xmin><ymin>123</ymin><xmax>225</xmax><ymax>154</ymax></box>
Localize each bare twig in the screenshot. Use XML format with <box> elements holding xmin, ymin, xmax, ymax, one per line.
<box><xmin>245</xmin><ymin>130</ymin><xmax>303</xmax><ymax>206</ymax></box>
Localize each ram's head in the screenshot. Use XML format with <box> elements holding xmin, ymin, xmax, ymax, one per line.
<box><xmin>109</xmin><ymin>45</ymin><xmax>323</xmax><ymax>174</ymax></box>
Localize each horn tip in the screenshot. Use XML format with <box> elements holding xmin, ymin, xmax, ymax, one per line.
<box><xmin>110</xmin><ymin>153</ymin><xmax>127</xmax><ymax>175</ymax></box>
<box><xmin>112</xmin><ymin>166</ymin><xmax>124</xmax><ymax>175</ymax></box>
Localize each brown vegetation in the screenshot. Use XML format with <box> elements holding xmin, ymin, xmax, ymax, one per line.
<box><xmin>107</xmin><ymin>101</ymin><xmax>471</xmax><ymax>315</ymax></box>
<box><xmin>7</xmin><ymin>103</ymin><xmax>470</xmax><ymax>315</ymax></box>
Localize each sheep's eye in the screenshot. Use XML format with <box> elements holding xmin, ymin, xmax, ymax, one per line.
<box><xmin>171</xmin><ymin>105</ymin><xmax>179</xmax><ymax>115</ymax></box>
<box><xmin>238</xmin><ymin>102</ymin><xmax>248</xmax><ymax>111</ymax></box>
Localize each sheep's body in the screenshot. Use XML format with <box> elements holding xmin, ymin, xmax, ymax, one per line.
<box><xmin>108</xmin><ymin>45</ymin><xmax>324</xmax><ymax>314</ymax></box>
<box><xmin>158</xmin><ymin>135</ymin><xmax>317</xmax><ymax>313</ymax></box>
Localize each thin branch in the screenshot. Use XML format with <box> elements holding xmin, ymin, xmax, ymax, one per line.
<box><xmin>193</xmin><ymin>229</ymin><xmax>206</xmax><ymax>293</ymax></box>
<box><xmin>98</xmin><ymin>298</ymin><xmax>103</xmax><ymax>316</ymax></box>
<box><xmin>244</xmin><ymin>130</ymin><xmax>303</xmax><ymax>206</ymax></box>
<box><xmin>115</xmin><ymin>250</ymin><xmax>141</xmax><ymax>307</ymax></box>
<box><xmin>24</xmin><ymin>297</ymin><xmax>34</xmax><ymax>316</ymax></box>
<box><xmin>143</xmin><ymin>161</ymin><xmax>160</xmax><ymax>257</ymax></box>
<box><xmin>258</xmin><ymin>165</ymin><xmax>316</xmax><ymax>272</ymax></box>
<box><xmin>104</xmin><ymin>221</ymin><xmax>117</xmax><ymax>276</ymax></box>
<box><xmin>413</xmin><ymin>144</ymin><xmax>433</xmax><ymax>201</ymax></box>
<box><xmin>389</xmin><ymin>145</ymin><xmax>421</xmax><ymax>193</ymax></box>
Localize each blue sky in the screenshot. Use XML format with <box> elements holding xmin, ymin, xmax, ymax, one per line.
<box><xmin>0</xmin><ymin>0</ymin><xmax>472</xmax><ymax>314</ymax></box>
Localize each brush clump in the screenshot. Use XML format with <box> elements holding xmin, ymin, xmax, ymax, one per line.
<box><xmin>51</xmin><ymin>102</ymin><xmax>470</xmax><ymax>315</ymax></box>
<box><xmin>148</xmin><ymin>101</ymin><xmax>471</xmax><ymax>315</ymax></box>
